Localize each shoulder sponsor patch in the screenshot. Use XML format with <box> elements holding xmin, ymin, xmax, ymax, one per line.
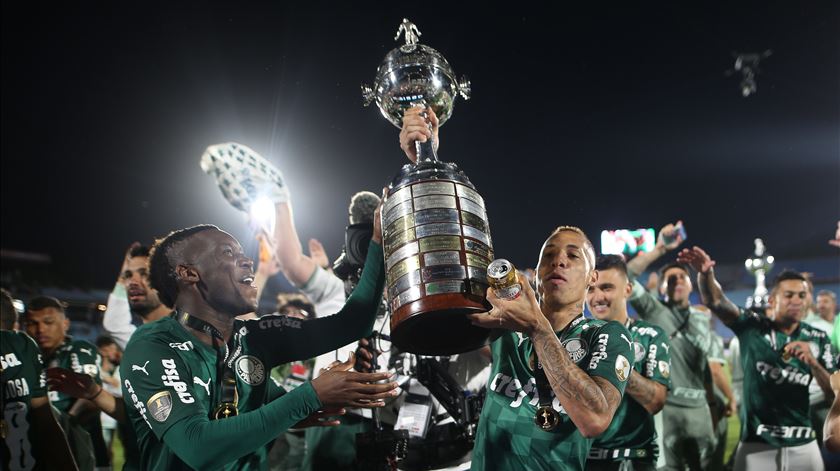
<box><xmin>235</xmin><ymin>355</ymin><xmax>265</xmax><ymax>385</ymax></box>
<box><xmin>615</xmin><ymin>355</ymin><xmax>631</xmax><ymax>382</ymax></box>
<box><xmin>147</xmin><ymin>391</ymin><xmax>173</xmax><ymax>422</ymax></box>
<box><xmin>562</xmin><ymin>338</ymin><xmax>588</xmax><ymax>363</ymax></box>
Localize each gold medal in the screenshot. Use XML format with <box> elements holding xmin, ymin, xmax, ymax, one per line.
<box><xmin>214</xmin><ymin>402</ymin><xmax>239</xmax><ymax>419</ymax></box>
<box><xmin>534</xmin><ymin>406</ymin><xmax>560</xmax><ymax>431</ymax></box>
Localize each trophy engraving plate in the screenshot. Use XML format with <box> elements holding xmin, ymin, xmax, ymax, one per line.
<box><xmin>466</xmin><ymin>253</ymin><xmax>491</xmax><ymax>268</ymax></box>
<box><xmin>460</xmin><ymin>211</ymin><xmax>488</xmax><ymax>231</ymax></box>
<box><xmin>424</xmin><ymin>251</ymin><xmax>461</xmax><ymax>266</ymax></box>
<box><xmin>464</xmin><ymin>239</ymin><xmax>492</xmax><ymax>259</ymax></box>
<box><xmin>456</xmin><ymin>184</ymin><xmax>484</xmax><ymax>205</ymax></box>
<box><xmin>462</xmin><ymin>226</ymin><xmax>491</xmax><ymax>246</ymax></box>
<box><xmin>386</xmin><ymin>241</ymin><xmax>420</xmax><ymax>269</ymax></box>
<box><xmin>411</xmin><ymin>181</ymin><xmax>456</xmax><ymax>197</ymax></box>
<box><xmin>418</xmin><ymin>235</ymin><xmax>462</xmax><ymax>252</ymax></box>
<box><xmin>384</xmin><ymin>186</ymin><xmax>413</xmax><ymax>213</ymax></box>
<box><xmin>414</xmin><ymin>208</ymin><xmax>459</xmax><ymax>226</ymax></box>
<box><xmin>385</xmin><ymin>227</ymin><xmax>416</xmax><ymax>248</ymax></box>
<box><xmin>388</xmin><ymin>255</ymin><xmax>421</xmax><ymax>281</ymax></box>
<box><xmin>386</xmin><ymin>214</ymin><xmax>416</xmax><ymax>235</ymax></box>
<box><xmin>415</xmin><ymin>223</ymin><xmax>461</xmax><ymax>238</ymax></box>
<box><xmin>384</xmin><ymin>200</ymin><xmax>415</xmax><ymax>228</ymax></box>
<box><xmin>425</xmin><ymin>281</ymin><xmax>465</xmax><ymax>295</ymax></box>
<box><xmin>389</xmin><ymin>269</ymin><xmax>423</xmax><ymax>300</ymax></box>
<box><xmin>422</xmin><ymin>265</ymin><xmax>467</xmax><ymax>283</ymax></box>
<box><xmin>467</xmin><ymin>266</ymin><xmax>488</xmax><ymax>281</ymax></box>
<box><xmin>458</xmin><ymin>198</ymin><xmax>486</xmax><ymax>218</ymax></box>
<box><xmin>392</xmin><ymin>286</ymin><xmax>424</xmax><ymax>311</ymax></box>
<box><xmin>413</xmin><ymin>195</ymin><xmax>457</xmax><ymax>211</ymax></box>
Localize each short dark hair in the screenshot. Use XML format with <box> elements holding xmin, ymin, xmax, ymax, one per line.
<box><xmin>770</xmin><ymin>270</ymin><xmax>807</xmax><ymax>296</ymax></box>
<box><xmin>129</xmin><ymin>245</ymin><xmax>151</xmax><ymax>258</ymax></box>
<box><xmin>1</xmin><ymin>289</ymin><xmax>16</xmax><ymax>330</ymax></box>
<box><xmin>96</xmin><ymin>335</ymin><xmax>119</xmax><ymax>349</ymax></box>
<box><xmin>27</xmin><ymin>296</ymin><xmax>65</xmax><ymax>313</ymax></box>
<box><xmin>149</xmin><ymin>225</ymin><xmax>218</xmax><ymax>308</ymax></box>
<box><xmin>276</xmin><ymin>292</ymin><xmax>316</xmax><ymax>319</ymax></box>
<box><xmin>658</xmin><ymin>262</ymin><xmax>690</xmax><ymax>286</ymax></box>
<box><xmin>595</xmin><ymin>255</ymin><xmax>628</xmax><ymax>277</ymax></box>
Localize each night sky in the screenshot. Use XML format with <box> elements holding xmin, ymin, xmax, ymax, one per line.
<box><xmin>2</xmin><ymin>2</ymin><xmax>838</xmax><ymax>290</ymax></box>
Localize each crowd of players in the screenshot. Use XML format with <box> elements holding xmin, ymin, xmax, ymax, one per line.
<box><xmin>2</xmin><ymin>108</ymin><xmax>840</xmax><ymax>471</ymax></box>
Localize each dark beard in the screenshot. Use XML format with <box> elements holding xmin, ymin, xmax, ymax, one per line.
<box><xmin>129</xmin><ymin>300</ymin><xmax>157</xmax><ymax>319</ymax></box>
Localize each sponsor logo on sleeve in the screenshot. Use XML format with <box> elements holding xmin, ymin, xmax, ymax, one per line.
<box><xmin>588</xmin><ymin>333</ymin><xmax>610</xmax><ymax>370</ymax></box>
<box><xmin>161</xmin><ymin>359</ymin><xmax>195</xmax><ymax>403</ymax></box>
<box><xmin>79</xmin><ymin>347</ymin><xmax>93</xmax><ymax>356</ymax></box>
<box><xmin>235</xmin><ymin>356</ymin><xmax>265</xmax><ymax>385</ymax></box>
<box><xmin>258</xmin><ymin>316</ymin><xmax>302</xmax><ymax>330</ymax></box>
<box><xmin>125</xmin><ymin>379</ymin><xmax>151</xmax><ymax>428</ymax></box>
<box><xmin>168</xmin><ymin>341</ymin><xmax>194</xmax><ymax>351</ymax></box>
<box><xmin>147</xmin><ymin>391</ymin><xmax>173</xmax><ymax>422</ymax></box>
<box><xmin>615</xmin><ymin>355</ymin><xmax>631</xmax><ymax>382</ymax></box>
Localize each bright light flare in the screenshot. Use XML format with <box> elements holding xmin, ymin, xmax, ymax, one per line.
<box><xmin>249</xmin><ymin>196</ymin><xmax>276</xmax><ymax>234</ymax></box>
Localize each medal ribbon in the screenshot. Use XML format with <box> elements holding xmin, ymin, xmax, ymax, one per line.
<box><xmin>176</xmin><ymin>310</ymin><xmax>240</xmax><ymax>419</ymax></box>
<box><xmin>531</xmin><ymin>314</ymin><xmax>584</xmax><ymax>431</ymax></box>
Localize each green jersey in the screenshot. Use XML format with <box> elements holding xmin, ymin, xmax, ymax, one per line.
<box><xmin>629</xmin><ymin>280</ymin><xmax>711</xmax><ymax>407</ymax></box>
<box><xmin>731</xmin><ymin>308</ymin><xmax>837</xmax><ymax>447</ymax></box>
<box><xmin>2</xmin><ymin>330</ymin><xmax>47</xmax><ymax>470</ymax></box>
<box><xmin>121</xmin><ymin>241</ymin><xmax>386</xmax><ymax>471</ymax></box>
<box><xmin>591</xmin><ymin>318</ymin><xmax>671</xmax><ymax>460</ymax></box>
<box><xmin>471</xmin><ymin>316</ymin><xmax>633</xmax><ymax>471</ymax></box>
<box><xmin>44</xmin><ymin>337</ymin><xmax>102</xmax><ymax>412</ymax></box>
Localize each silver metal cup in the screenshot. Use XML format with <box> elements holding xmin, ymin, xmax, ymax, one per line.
<box><xmin>745</xmin><ymin>238</ymin><xmax>775</xmax><ymax>310</ymax></box>
<box><xmin>362</xmin><ymin>19</ymin><xmax>492</xmax><ymax>355</ymax></box>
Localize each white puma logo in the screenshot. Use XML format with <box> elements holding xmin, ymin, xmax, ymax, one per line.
<box><xmin>620</xmin><ymin>334</ymin><xmax>633</xmax><ymax>349</ymax></box>
<box><xmin>132</xmin><ymin>361</ymin><xmax>150</xmax><ymax>376</ymax></box>
<box><xmin>80</xmin><ymin>347</ymin><xmax>93</xmax><ymax>356</ymax></box>
<box><xmin>193</xmin><ymin>376</ymin><xmax>211</xmax><ymax>395</ymax></box>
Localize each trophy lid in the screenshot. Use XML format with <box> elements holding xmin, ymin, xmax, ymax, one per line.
<box><xmin>362</xmin><ymin>19</ymin><xmax>470</xmax><ymax>129</ymax></box>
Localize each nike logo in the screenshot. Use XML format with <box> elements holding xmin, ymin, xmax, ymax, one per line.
<box><xmin>132</xmin><ymin>361</ymin><xmax>150</xmax><ymax>376</ymax></box>
<box><xmin>194</xmin><ymin>376</ymin><xmax>211</xmax><ymax>395</ymax></box>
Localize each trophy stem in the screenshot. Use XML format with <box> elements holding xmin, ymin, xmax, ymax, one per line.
<box><xmin>415</xmin><ymin>136</ymin><xmax>438</xmax><ymax>162</ymax></box>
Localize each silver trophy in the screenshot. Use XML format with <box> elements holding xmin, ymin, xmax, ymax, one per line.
<box><xmin>745</xmin><ymin>238</ymin><xmax>775</xmax><ymax>310</ymax></box>
<box><xmin>362</xmin><ymin>19</ymin><xmax>492</xmax><ymax>355</ymax></box>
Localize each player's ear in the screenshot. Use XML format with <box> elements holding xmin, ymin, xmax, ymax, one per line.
<box><xmin>175</xmin><ymin>264</ymin><xmax>200</xmax><ymax>285</ymax></box>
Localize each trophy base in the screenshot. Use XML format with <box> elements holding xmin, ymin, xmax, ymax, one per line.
<box><xmin>390</xmin><ymin>293</ymin><xmax>491</xmax><ymax>355</ymax></box>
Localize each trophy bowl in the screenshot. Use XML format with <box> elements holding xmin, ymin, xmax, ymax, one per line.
<box><xmin>363</xmin><ymin>20</ymin><xmax>492</xmax><ymax>355</ymax></box>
